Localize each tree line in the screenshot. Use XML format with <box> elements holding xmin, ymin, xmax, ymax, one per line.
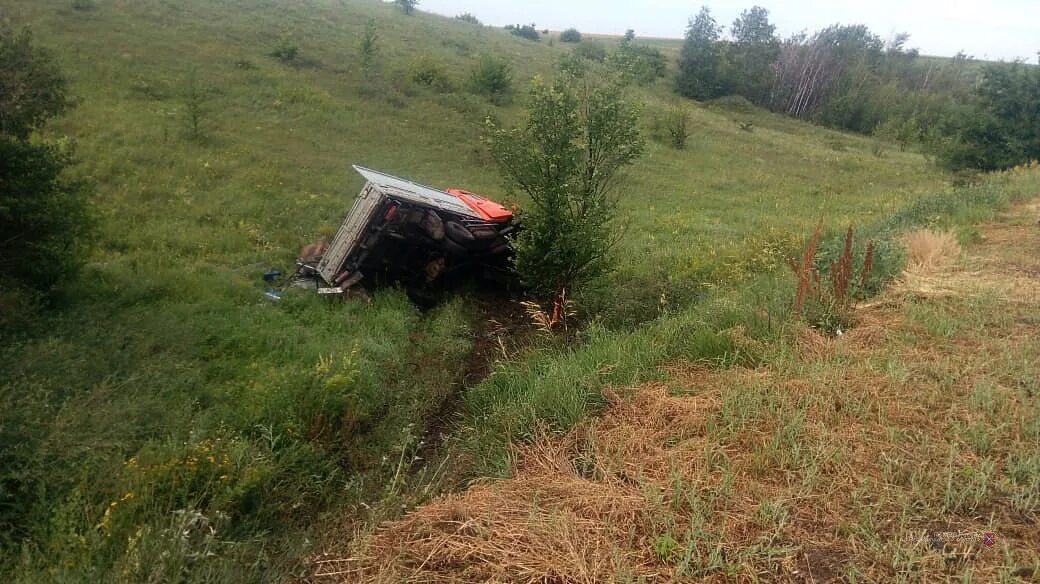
<box><xmin>677</xmin><ymin>5</ymin><xmax>1040</xmax><ymax>171</ymax></box>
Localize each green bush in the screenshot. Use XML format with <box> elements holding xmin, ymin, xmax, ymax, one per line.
<box><xmin>0</xmin><ymin>28</ymin><xmax>89</xmax><ymax>295</ymax></box>
<box><xmin>484</xmin><ymin>78</ymin><xmax>644</xmax><ymax>300</ymax></box>
<box><xmin>505</xmin><ymin>24</ymin><xmax>540</xmax><ymax>41</ymax></box>
<box><xmin>410</xmin><ymin>56</ymin><xmax>454</xmax><ymax>92</ymax></box>
<box><xmin>609</xmin><ymin>37</ymin><xmax>667</xmax><ymax>85</ymax></box>
<box><xmin>455</xmin><ymin>13</ymin><xmax>480</xmax><ymax>25</ymax></box>
<box><xmin>358</xmin><ymin>18</ymin><xmax>379</xmax><ymax>80</ymax></box>
<box><xmin>667</xmin><ymin>105</ymin><xmax>691</xmax><ymax>149</ymax></box>
<box><xmin>559</xmin><ymin>28</ymin><xmax>582</xmax><ymax>43</ymax></box>
<box><xmin>0</xmin><ymin>137</ymin><xmax>93</xmax><ymax>294</ymax></box>
<box><xmin>469</xmin><ymin>54</ymin><xmax>512</xmax><ymax>104</ymax></box>
<box><xmin>269</xmin><ymin>32</ymin><xmax>298</xmax><ymax>63</ymax></box>
<box><xmin>0</xmin><ymin>28</ymin><xmax>71</xmax><ymax>140</ymax></box>
<box><xmin>572</xmin><ymin>41</ymin><xmax>608</xmax><ymax>62</ymax></box>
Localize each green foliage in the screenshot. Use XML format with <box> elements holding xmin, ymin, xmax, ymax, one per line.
<box><xmin>0</xmin><ymin>28</ymin><xmax>88</xmax><ymax>295</ymax></box>
<box><xmin>70</xmin><ymin>0</ymin><xmax>96</xmax><ymax>11</ymax></box>
<box><xmin>455</xmin><ymin>13</ymin><xmax>480</xmax><ymax>25</ymax></box>
<box><xmin>484</xmin><ymin>78</ymin><xmax>644</xmax><ymax>299</ymax></box>
<box><xmin>608</xmin><ymin>34</ymin><xmax>667</xmax><ymax>86</ymax></box>
<box><xmin>677</xmin><ymin>6</ymin><xmax>723</xmax><ymax>100</ymax></box>
<box><xmin>721</xmin><ymin>6</ymin><xmax>779</xmax><ymax>104</ymax></box>
<box><xmin>506</xmin><ymin>23</ymin><xmax>540</xmax><ymax>41</ymax></box>
<box><xmin>469</xmin><ymin>53</ymin><xmax>512</xmax><ymax>104</ymax></box>
<box><xmin>667</xmin><ymin>105</ymin><xmax>691</xmax><ymax>149</ymax></box>
<box><xmin>269</xmin><ymin>31</ymin><xmax>298</xmax><ymax>63</ymax></box>
<box><xmin>182</xmin><ymin>69</ymin><xmax>208</xmax><ymax>142</ymax></box>
<box><xmin>0</xmin><ymin>28</ymin><xmax>70</xmax><ymax>140</ymax></box>
<box><xmin>395</xmin><ymin>0</ymin><xmax>418</xmax><ymax>15</ymax></box>
<box><xmin>358</xmin><ymin>18</ymin><xmax>379</xmax><ymax>79</ymax></box>
<box><xmin>0</xmin><ymin>0</ymin><xmax>1003</xmax><ymax>579</ymax></box>
<box><xmin>410</xmin><ymin>56</ymin><xmax>453</xmax><ymax>92</ymax></box>
<box><xmin>572</xmin><ymin>41</ymin><xmax>608</xmax><ymax>63</ymax></box>
<box><xmin>557</xmin><ymin>50</ymin><xmax>589</xmax><ymax>79</ymax></box>
<box><xmin>559</xmin><ymin>28</ymin><xmax>582</xmax><ymax>43</ymax></box>
<box><xmin>653</xmin><ymin>532</ymin><xmax>679</xmax><ymax>560</ymax></box>
<box><xmin>938</xmin><ymin>62</ymin><xmax>1040</xmax><ymax>171</ymax></box>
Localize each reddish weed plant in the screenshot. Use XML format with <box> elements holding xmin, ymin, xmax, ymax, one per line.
<box><xmin>790</xmin><ymin>222</ymin><xmax>875</xmax><ymax>331</ymax></box>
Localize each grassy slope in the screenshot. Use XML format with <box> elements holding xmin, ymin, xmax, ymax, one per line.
<box><xmin>0</xmin><ymin>0</ymin><xmax>953</xmax><ymax>581</ymax></box>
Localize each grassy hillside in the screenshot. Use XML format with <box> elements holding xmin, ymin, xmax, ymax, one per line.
<box><xmin>0</xmin><ymin>0</ymin><xmax>970</xmax><ymax>581</ymax></box>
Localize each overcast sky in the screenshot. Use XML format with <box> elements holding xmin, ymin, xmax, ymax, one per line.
<box><xmin>418</xmin><ymin>0</ymin><xmax>1040</xmax><ymax>62</ymax></box>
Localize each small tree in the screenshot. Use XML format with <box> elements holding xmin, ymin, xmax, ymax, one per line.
<box><xmin>485</xmin><ymin>78</ymin><xmax>645</xmax><ymax>301</ymax></box>
<box><xmin>724</xmin><ymin>6</ymin><xmax>779</xmax><ymax>104</ymax></box>
<box><xmin>270</xmin><ymin>32</ymin><xmax>298</xmax><ymax>63</ymax></box>
<box><xmin>677</xmin><ymin>6</ymin><xmax>723</xmax><ymax>100</ymax></box>
<box><xmin>667</xmin><ymin>105</ymin><xmax>691</xmax><ymax>149</ymax></box>
<box><xmin>182</xmin><ymin>69</ymin><xmax>208</xmax><ymax>142</ymax></box>
<box><xmin>469</xmin><ymin>54</ymin><xmax>512</xmax><ymax>104</ymax></box>
<box><xmin>395</xmin><ymin>0</ymin><xmax>418</xmax><ymax>15</ymax></box>
<box><xmin>0</xmin><ymin>27</ymin><xmax>90</xmax><ymax>293</ymax></box>
<box><xmin>455</xmin><ymin>13</ymin><xmax>481</xmax><ymax>25</ymax></box>
<box><xmin>0</xmin><ymin>28</ymin><xmax>70</xmax><ymax>140</ymax></box>
<box><xmin>609</xmin><ymin>33</ymin><xmax>667</xmax><ymax>86</ymax></box>
<box><xmin>358</xmin><ymin>18</ymin><xmax>378</xmax><ymax>81</ymax></box>
<box><xmin>560</xmin><ymin>28</ymin><xmax>582</xmax><ymax>43</ymax></box>
<box><xmin>506</xmin><ymin>24</ymin><xmax>540</xmax><ymax>41</ymax></box>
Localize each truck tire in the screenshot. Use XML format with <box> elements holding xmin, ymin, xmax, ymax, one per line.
<box><xmin>421</xmin><ymin>211</ymin><xmax>445</xmax><ymax>240</ymax></box>
<box><xmin>469</xmin><ymin>226</ymin><xmax>499</xmax><ymax>240</ymax></box>
<box><xmin>445</xmin><ymin>221</ymin><xmax>475</xmax><ymax>244</ymax></box>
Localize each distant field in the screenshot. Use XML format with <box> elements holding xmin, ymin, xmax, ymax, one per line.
<box><xmin>0</xmin><ymin>0</ymin><xmax>960</xmax><ymax>581</ymax></box>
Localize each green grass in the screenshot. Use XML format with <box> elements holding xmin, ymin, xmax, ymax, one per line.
<box><xmin>0</xmin><ymin>0</ymin><xmax>998</xmax><ymax>581</ymax></box>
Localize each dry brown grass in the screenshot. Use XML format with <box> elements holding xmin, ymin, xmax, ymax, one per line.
<box><xmin>314</xmin><ymin>203</ymin><xmax>1040</xmax><ymax>583</ymax></box>
<box><xmin>904</xmin><ymin>229</ymin><xmax>961</xmax><ymax>272</ymax></box>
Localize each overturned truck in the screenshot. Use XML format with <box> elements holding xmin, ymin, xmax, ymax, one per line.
<box><xmin>307</xmin><ymin>166</ymin><xmax>518</xmax><ymax>305</ymax></box>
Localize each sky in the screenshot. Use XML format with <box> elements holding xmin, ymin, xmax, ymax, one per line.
<box><xmin>418</xmin><ymin>0</ymin><xmax>1040</xmax><ymax>62</ymax></box>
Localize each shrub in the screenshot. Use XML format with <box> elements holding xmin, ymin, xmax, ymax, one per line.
<box><xmin>358</xmin><ymin>18</ymin><xmax>378</xmax><ymax>80</ymax></box>
<box><xmin>469</xmin><ymin>54</ymin><xmax>512</xmax><ymax>104</ymax></box>
<box><xmin>0</xmin><ymin>28</ymin><xmax>71</xmax><ymax>140</ymax></box>
<box><xmin>455</xmin><ymin>13</ymin><xmax>481</xmax><ymax>25</ymax></box>
<box><xmin>71</xmin><ymin>0</ymin><xmax>96</xmax><ymax>10</ymax></box>
<box><xmin>789</xmin><ymin>223</ymin><xmax>875</xmax><ymax>333</ymax></box>
<box><xmin>0</xmin><ymin>27</ymin><xmax>89</xmax><ymax>294</ymax></box>
<box><xmin>395</xmin><ymin>0</ymin><xmax>418</xmax><ymax>15</ymax></box>
<box><xmin>0</xmin><ymin>136</ymin><xmax>91</xmax><ymax>293</ymax></box>
<box><xmin>560</xmin><ymin>28</ymin><xmax>582</xmax><ymax>43</ymax></box>
<box><xmin>506</xmin><ymin>24</ymin><xmax>540</xmax><ymax>41</ymax></box>
<box><xmin>410</xmin><ymin>56</ymin><xmax>453</xmax><ymax>92</ymax></box>
<box><xmin>182</xmin><ymin>69</ymin><xmax>208</xmax><ymax>142</ymax></box>
<box><xmin>572</xmin><ymin>41</ymin><xmax>608</xmax><ymax>62</ymax></box>
<box><xmin>609</xmin><ymin>38</ymin><xmax>667</xmax><ymax>85</ymax></box>
<box><xmin>484</xmin><ymin>78</ymin><xmax>645</xmax><ymax>301</ymax></box>
<box><xmin>269</xmin><ymin>32</ymin><xmax>298</xmax><ymax>63</ymax></box>
<box><xmin>557</xmin><ymin>51</ymin><xmax>588</xmax><ymax>79</ymax></box>
<box><xmin>667</xmin><ymin>106</ymin><xmax>691</xmax><ymax>149</ymax></box>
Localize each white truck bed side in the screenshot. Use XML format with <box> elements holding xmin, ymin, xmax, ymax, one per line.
<box><xmin>318</xmin><ymin>183</ymin><xmax>383</xmax><ymax>284</ymax></box>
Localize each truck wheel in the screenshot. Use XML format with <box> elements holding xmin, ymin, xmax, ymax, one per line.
<box><xmin>421</xmin><ymin>211</ymin><xmax>445</xmax><ymax>240</ymax></box>
<box><xmin>445</xmin><ymin>221</ymin><xmax>475</xmax><ymax>244</ymax></box>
